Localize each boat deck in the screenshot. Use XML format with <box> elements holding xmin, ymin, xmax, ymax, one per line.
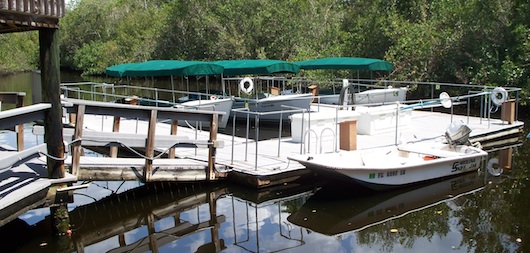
<box><xmin>74</xmin><ymin>108</ymin><xmax>523</xmax><ymax>188</ymax></box>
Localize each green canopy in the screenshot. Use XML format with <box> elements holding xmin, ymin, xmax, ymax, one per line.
<box><xmin>106</xmin><ymin>60</ymin><xmax>224</xmax><ymax>77</ymax></box>
<box><xmin>105</xmin><ymin>63</ymin><xmax>138</xmax><ymax>77</ymax></box>
<box><xmin>214</xmin><ymin>59</ymin><xmax>301</xmax><ymax>76</ymax></box>
<box><xmin>294</xmin><ymin>57</ymin><xmax>394</xmax><ymax>71</ymax></box>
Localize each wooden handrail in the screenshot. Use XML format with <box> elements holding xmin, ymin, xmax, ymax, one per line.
<box><xmin>63</xmin><ymin>98</ymin><xmax>222</xmax><ymax>182</ymax></box>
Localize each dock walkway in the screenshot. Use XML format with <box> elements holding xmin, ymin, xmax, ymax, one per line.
<box><xmin>74</xmin><ymin>107</ymin><xmax>523</xmax><ymax>188</ymax></box>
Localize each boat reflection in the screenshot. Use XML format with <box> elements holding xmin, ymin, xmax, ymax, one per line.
<box><xmin>287</xmin><ymin>171</ymin><xmax>486</xmax><ymax>236</ymax></box>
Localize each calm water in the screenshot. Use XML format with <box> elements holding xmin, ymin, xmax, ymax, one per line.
<box><xmin>0</xmin><ymin>72</ymin><xmax>529</xmax><ymax>252</ymax></box>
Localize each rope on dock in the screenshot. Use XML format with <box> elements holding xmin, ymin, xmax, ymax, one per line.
<box><xmin>67</xmin><ymin>138</ymin><xmax>216</xmax><ymax>161</ymax></box>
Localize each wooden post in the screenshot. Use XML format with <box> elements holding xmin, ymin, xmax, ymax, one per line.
<box><xmin>15</xmin><ymin>94</ymin><xmax>24</xmax><ymax>151</ymax></box>
<box><xmin>40</xmin><ymin>27</ymin><xmax>65</xmax><ymax>179</ymax></box>
<box><xmin>144</xmin><ymin>109</ymin><xmax>157</xmax><ymax>182</ymax></box>
<box><xmin>109</xmin><ymin>116</ymin><xmax>121</xmax><ymax>158</ymax></box>
<box><xmin>168</xmin><ymin>119</ymin><xmax>178</xmax><ymax>159</ymax></box>
<box><xmin>71</xmin><ymin>105</ymin><xmax>85</xmax><ymax>177</ymax></box>
<box><xmin>147</xmin><ymin>213</ymin><xmax>159</xmax><ymax>252</ymax></box>
<box><xmin>207</xmin><ymin>114</ymin><xmax>218</xmax><ymax>181</ymax></box>
<box><xmin>40</xmin><ymin>27</ymin><xmax>68</xmax><ymax>237</ymax></box>
<box><xmin>208</xmin><ymin>191</ymin><xmax>221</xmax><ymax>252</ymax></box>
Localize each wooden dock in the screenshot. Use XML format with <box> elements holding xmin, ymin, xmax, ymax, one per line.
<box><xmin>0</xmin><ymin>91</ymin><xmax>524</xmax><ymax>229</ymax></box>
<box><xmin>67</xmin><ymin>105</ymin><xmax>524</xmax><ymax>188</ymax></box>
<box><xmin>0</xmin><ymin>103</ymin><xmax>76</xmax><ymax>226</ymax></box>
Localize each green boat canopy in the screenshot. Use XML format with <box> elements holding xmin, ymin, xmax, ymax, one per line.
<box><xmin>214</xmin><ymin>59</ymin><xmax>301</xmax><ymax>76</ymax></box>
<box><xmin>294</xmin><ymin>57</ymin><xmax>394</xmax><ymax>71</ymax></box>
<box><xmin>106</xmin><ymin>60</ymin><xmax>224</xmax><ymax>77</ymax></box>
<box><xmin>105</xmin><ymin>63</ymin><xmax>138</xmax><ymax>77</ymax></box>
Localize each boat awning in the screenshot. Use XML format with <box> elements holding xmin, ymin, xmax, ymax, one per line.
<box><xmin>105</xmin><ymin>60</ymin><xmax>224</xmax><ymax>77</ymax></box>
<box><xmin>294</xmin><ymin>57</ymin><xmax>394</xmax><ymax>71</ymax></box>
<box><xmin>214</xmin><ymin>59</ymin><xmax>301</xmax><ymax>76</ymax></box>
<box><xmin>105</xmin><ymin>63</ymin><xmax>138</xmax><ymax>77</ymax></box>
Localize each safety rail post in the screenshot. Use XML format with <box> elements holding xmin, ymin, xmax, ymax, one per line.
<box><xmin>71</xmin><ymin>104</ymin><xmax>85</xmax><ymax>176</ymax></box>
<box><xmin>144</xmin><ymin>109</ymin><xmax>157</xmax><ymax>182</ymax></box>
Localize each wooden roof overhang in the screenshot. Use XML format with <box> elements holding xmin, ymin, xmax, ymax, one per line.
<box><xmin>0</xmin><ymin>0</ymin><xmax>65</xmax><ymax>33</ymax></box>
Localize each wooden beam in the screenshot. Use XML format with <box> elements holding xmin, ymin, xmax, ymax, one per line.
<box><xmin>144</xmin><ymin>109</ymin><xmax>157</xmax><ymax>182</ymax></box>
<box><xmin>15</xmin><ymin>93</ymin><xmax>24</xmax><ymax>151</ymax></box>
<box><xmin>0</xmin><ymin>103</ymin><xmax>50</xmax><ymax>129</ymax></box>
<box><xmin>71</xmin><ymin>104</ymin><xmax>85</xmax><ymax>177</ymax></box>
<box><xmin>109</xmin><ymin>116</ymin><xmax>120</xmax><ymax>158</ymax></box>
<box><xmin>168</xmin><ymin>120</ymin><xmax>178</xmax><ymax>159</ymax></box>
<box><xmin>39</xmin><ymin>27</ymin><xmax>65</xmax><ymax>179</ymax></box>
<box><xmin>207</xmin><ymin>114</ymin><xmax>218</xmax><ymax>181</ymax></box>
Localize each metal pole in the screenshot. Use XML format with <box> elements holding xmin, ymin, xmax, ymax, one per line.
<box><xmin>231</xmin><ymin>111</ymin><xmax>236</xmax><ymax>164</ymax></box>
<box><xmin>395</xmin><ymin>102</ymin><xmax>399</xmax><ymax>145</ymax></box>
<box><xmin>254</xmin><ymin>114</ymin><xmax>260</xmax><ymax>170</ymax></box>
<box><xmin>245</xmin><ymin>111</ymin><xmax>249</xmax><ymax>161</ymax></box>
<box><xmin>278</xmin><ymin>112</ymin><xmax>283</xmax><ymax>157</ymax></box>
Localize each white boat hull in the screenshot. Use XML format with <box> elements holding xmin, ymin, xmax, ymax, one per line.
<box><xmin>318</xmin><ymin>87</ymin><xmax>407</xmax><ymax>105</ymax></box>
<box><xmin>289</xmin><ymin>143</ymin><xmax>488</xmax><ymax>190</ymax></box>
<box><xmin>176</xmin><ymin>98</ymin><xmax>233</xmax><ymax>129</ymax></box>
<box><xmin>232</xmin><ymin>93</ymin><xmax>313</xmax><ymax>121</ymax></box>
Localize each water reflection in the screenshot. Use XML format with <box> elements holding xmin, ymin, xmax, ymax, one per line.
<box><xmin>288</xmin><ymin>172</ymin><xmax>486</xmax><ymax>235</ymax></box>
<box><xmin>0</xmin><ymin>144</ymin><xmax>528</xmax><ymax>252</ymax></box>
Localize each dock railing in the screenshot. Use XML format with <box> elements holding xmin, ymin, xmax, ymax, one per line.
<box><xmin>296</xmin><ymin>77</ymin><xmax>522</xmax><ymax>122</ymax></box>
<box><xmin>62</xmin><ymin>98</ymin><xmax>224</xmax><ymax>182</ymax></box>
<box><xmin>61</xmin><ymin>82</ymin><xmax>223</xmax><ymax>105</ymax></box>
<box><xmin>0</xmin><ymin>92</ymin><xmax>26</xmax><ymax>150</ymax></box>
<box><xmin>231</xmin><ymin>106</ymin><xmax>309</xmax><ymax>170</ymax></box>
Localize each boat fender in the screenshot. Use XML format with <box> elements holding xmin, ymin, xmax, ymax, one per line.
<box><xmin>210</xmin><ymin>95</ymin><xmax>217</xmax><ymax>100</ymax></box>
<box><xmin>487</xmin><ymin>157</ymin><xmax>502</xmax><ymax>176</ymax></box>
<box><xmin>491</xmin><ymin>87</ymin><xmax>508</xmax><ymax>106</ymax></box>
<box><xmin>239</xmin><ymin>77</ymin><xmax>254</xmax><ymax>94</ymax></box>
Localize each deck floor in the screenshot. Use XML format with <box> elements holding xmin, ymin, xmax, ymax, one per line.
<box><xmin>75</xmin><ymin>109</ymin><xmax>523</xmax><ymax>182</ymax></box>
<box><xmin>0</xmin><ymin>156</ymin><xmax>76</xmax><ymax>226</ymax></box>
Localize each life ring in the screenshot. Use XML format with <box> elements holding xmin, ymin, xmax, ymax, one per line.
<box><xmin>487</xmin><ymin>157</ymin><xmax>502</xmax><ymax>176</ymax></box>
<box><xmin>210</xmin><ymin>95</ymin><xmax>217</xmax><ymax>100</ymax></box>
<box><xmin>239</xmin><ymin>77</ymin><xmax>254</xmax><ymax>94</ymax></box>
<box><xmin>491</xmin><ymin>87</ymin><xmax>508</xmax><ymax>106</ymax></box>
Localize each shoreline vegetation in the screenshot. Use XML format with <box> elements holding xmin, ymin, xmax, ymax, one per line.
<box><xmin>1</xmin><ymin>0</ymin><xmax>529</xmax><ymax>98</ymax></box>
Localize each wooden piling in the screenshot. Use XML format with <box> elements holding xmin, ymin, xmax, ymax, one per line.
<box><xmin>39</xmin><ymin>27</ymin><xmax>65</xmax><ymax>179</ymax></box>
<box><xmin>168</xmin><ymin>120</ymin><xmax>178</xmax><ymax>159</ymax></box>
<box><xmin>144</xmin><ymin>109</ymin><xmax>157</xmax><ymax>182</ymax></box>
<box><xmin>15</xmin><ymin>94</ymin><xmax>24</xmax><ymax>151</ymax></box>
<box><xmin>208</xmin><ymin>114</ymin><xmax>218</xmax><ymax>181</ymax></box>
<box><xmin>71</xmin><ymin>104</ymin><xmax>85</xmax><ymax>176</ymax></box>
<box><xmin>39</xmin><ymin>27</ymin><xmax>69</xmax><ymax>236</ymax></box>
<box><xmin>110</xmin><ymin>116</ymin><xmax>121</xmax><ymax>158</ymax></box>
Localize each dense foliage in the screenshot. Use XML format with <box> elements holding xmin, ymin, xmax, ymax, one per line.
<box><xmin>0</xmin><ymin>31</ymin><xmax>39</xmax><ymax>75</ymax></box>
<box><xmin>1</xmin><ymin>0</ymin><xmax>529</xmax><ymax>93</ymax></box>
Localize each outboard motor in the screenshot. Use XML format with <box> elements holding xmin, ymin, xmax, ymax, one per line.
<box><xmin>445</xmin><ymin>120</ymin><xmax>472</xmax><ymax>145</ymax></box>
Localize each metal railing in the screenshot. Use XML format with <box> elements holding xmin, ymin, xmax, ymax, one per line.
<box><xmin>231</xmin><ymin>105</ymin><xmax>309</xmax><ymax>170</ymax></box>
<box><xmin>60</xmin><ymin>80</ymin><xmax>522</xmax><ymax>173</ymax></box>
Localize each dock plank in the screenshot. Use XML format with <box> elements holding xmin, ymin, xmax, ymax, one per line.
<box><xmin>0</xmin><ymin>157</ymin><xmax>50</xmax><ymax>226</ymax></box>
